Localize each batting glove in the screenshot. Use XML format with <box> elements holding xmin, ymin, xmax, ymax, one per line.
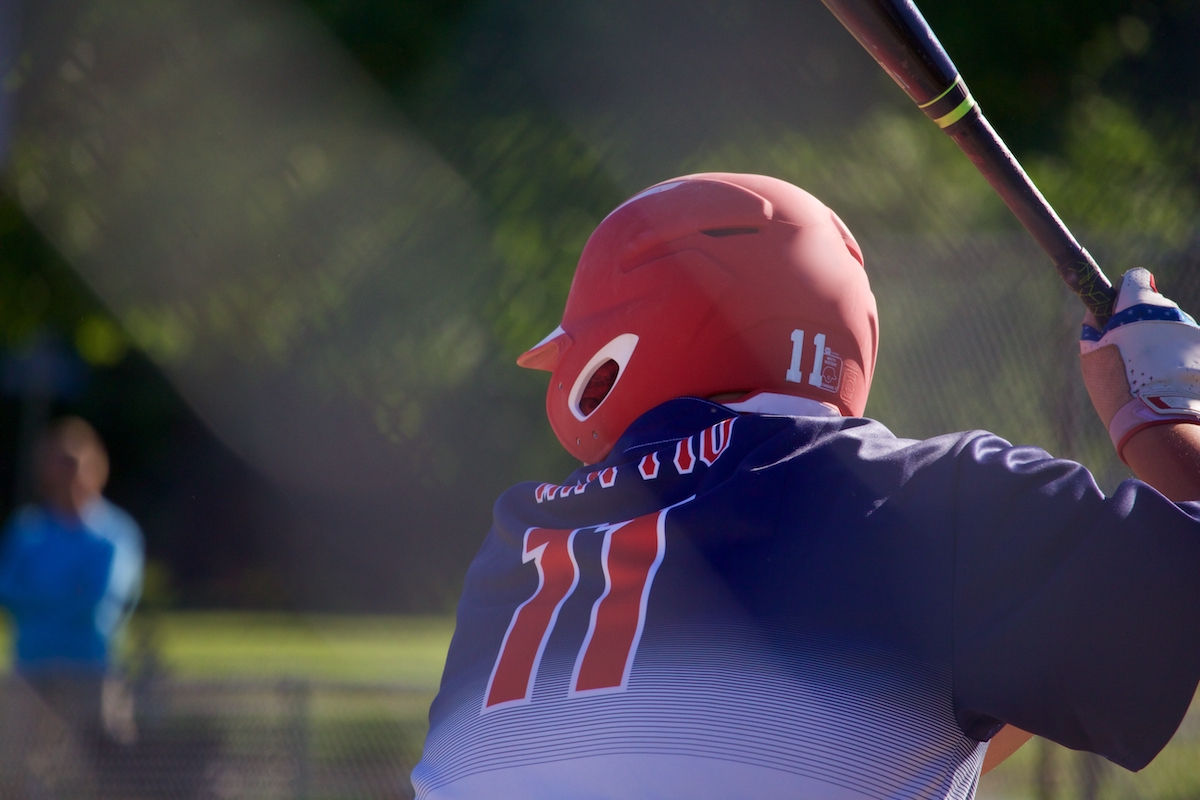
<box><xmin>1080</xmin><ymin>268</ymin><xmax>1200</xmax><ymax>462</ymax></box>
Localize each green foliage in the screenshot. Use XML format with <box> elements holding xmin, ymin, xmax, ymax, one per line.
<box><xmin>688</xmin><ymin>110</ymin><xmax>1008</xmax><ymax>235</ymax></box>
<box><xmin>74</xmin><ymin>314</ymin><xmax>128</xmax><ymax>366</ymax></box>
<box><xmin>917</xmin><ymin>0</ymin><xmax>1193</xmax><ymax>152</ymax></box>
<box><xmin>302</xmin><ymin>0</ymin><xmax>478</xmax><ymax>89</ymax></box>
<box><xmin>5</xmin><ymin>0</ymin><xmax>1199</xmax><ymax>608</ymax></box>
<box><xmin>0</xmin><ymin>198</ymin><xmax>117</xmax><ymax>351</ymax></box>
<box><xmin>1032</xmin><ymin>95</ymin><xmax>1199</xmax><ymax>246</ymax></box>
<box><xmin>436</xmin><ymin>111</ymin><xmax>625</xmax><ymax>357</ymax></box>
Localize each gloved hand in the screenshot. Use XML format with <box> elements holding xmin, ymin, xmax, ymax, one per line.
<box><xmin>1080</xmin><ymin>268</ymin><xmax>1200</xmax><ymax>462</ymax></box>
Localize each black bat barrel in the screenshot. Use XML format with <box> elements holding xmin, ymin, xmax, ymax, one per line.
<box><xmin>820</xmin><ymin>0</ymin><xmax>1116</xmax><ymax>323</ymax></box>
<box><xmin>820</xmin><ymin>0</ymin><xmax>957</xmax><ymax>106</ymax></box>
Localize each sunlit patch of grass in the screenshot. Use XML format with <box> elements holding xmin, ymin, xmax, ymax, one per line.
<box><xmin>0</xmin><ymin>612</ymin><xmax>455</xmax><ymax>689</ymax></box>
<box><xmin>978</xmin><ymin>695</ymin><xmax>1200</xmax><ymax>800</ymax></box>
<box><xmin>134</xmin><ymin>612</ymin><xmax>455</xmax><ymax>688</ymax></box>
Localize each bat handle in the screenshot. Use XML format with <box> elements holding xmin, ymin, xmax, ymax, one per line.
<box><xmin>948</xmin><ymin>109</ymin><xmax>1117</xmax><ymax>325</ymax></box>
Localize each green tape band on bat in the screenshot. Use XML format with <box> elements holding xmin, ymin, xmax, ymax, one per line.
<box><xmin>917</xmin><ymin>75</ymin><xmax>960</xmax><ymax>109</ymax></box>
<box><xmin>917</xmin><ymin>75</ymin><xmax>976</xmax><ymax>127</ymax></box>
<box><xmin>934</xmin><ymin>95</ymin><xmax>976</xmax><ymax>128</ymax></box>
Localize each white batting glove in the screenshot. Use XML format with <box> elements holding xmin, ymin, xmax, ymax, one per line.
<box><xmin>1080</xmin><ymin>268</ymin><xmax>1200</xmax><ymax>461</ymax></box>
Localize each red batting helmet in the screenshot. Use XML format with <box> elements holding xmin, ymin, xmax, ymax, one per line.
<box><xmin>518</xmin><ymin>173</ymin><xmax>878</xmax><ymax>464</ymax></box>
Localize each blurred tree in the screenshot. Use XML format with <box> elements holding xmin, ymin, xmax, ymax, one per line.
<box><xmin>918</xmin><ymin>0</ymin><xmax>1200</xmax><ymax>152</ymax></box>
<box><xmin>301</xmin><ymin>0</ymin><xmax>477</xmax><ymax>90</ymax></box>
<box><xmin>3</xmin><ymin>0</ymin><xmax>1197</xmax><ymax>611</ymax></box>
<box><xmin>0</xmin><ymin>194</ymin><xmax>282</xmax><ymax>607</ymax></box>
<box><xmin>0</xmin><ymin>198</ymin><xmax>101</xmax><ymax>347</ymax></box>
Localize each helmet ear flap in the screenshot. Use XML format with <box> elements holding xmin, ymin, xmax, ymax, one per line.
<box><xmin>566</xmin><ymin>334</ymin><xmax>638</xmax><ymax>422</ymax></box>
<box><xmin>578</xmin><ymin>361</ymin><xmax>619</xmax><ymax>416</ymax></box>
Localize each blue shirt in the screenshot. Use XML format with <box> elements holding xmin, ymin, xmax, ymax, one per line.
<box><xmin>0</xmin><ymin>497</ymin><xmax>144</xmax><ymax>673</ymax></box>
<box><xmin>414</xmin><ymin>398</ymin><xmax>1200</xmax><ymax>799</ymax></box>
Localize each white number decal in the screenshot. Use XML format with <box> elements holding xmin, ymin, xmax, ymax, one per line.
<box><xmin>786</xmin><ymin>328</ymin><xmax>829</xmax><ymax>385</ymax></box>
<box><xmin>786</xmin><ymin>329</ymin><xmax>806</xmax><ymax>383</ymax></box>
<box><xmin>808</xmin><ymin>333</ymin><xmax>827</xmax><ymax>387</ymax></box>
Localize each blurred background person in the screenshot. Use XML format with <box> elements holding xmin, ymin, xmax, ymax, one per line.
<box><xmin>0</xmin><ymin>417</ymin><xmax>143</xmax><ymax>756</ymax></box>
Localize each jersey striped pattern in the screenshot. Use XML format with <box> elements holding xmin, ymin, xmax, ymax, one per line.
<box><xmin>414</xmin><ymin>624</ymin><xmax>985</xmax><ymax>799</ymax></box>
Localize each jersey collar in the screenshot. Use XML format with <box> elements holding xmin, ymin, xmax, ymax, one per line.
<box><xmin>610</xmin><ymin>394</ymin><xmax>843</xmax><ymax>460</ymax></box>
<box><xmin>612</xmin><ymin>398</ymin><xmax>737</xmax><ymax>457</ymax></box>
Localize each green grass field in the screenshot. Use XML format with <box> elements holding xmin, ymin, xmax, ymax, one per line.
<box><xmin>1</xmin><ymin>611</ymin><xmax>1197</xmax><ymax>799</ymax></box>
<box><xmin>978</xmin><ymin>720</ymin><xmax>1200</xmax><ymax>800</ymax></box>
<box><xmin>0</xmin><ymin>611</ymin><xmax>456</xmax><ymax>689</ymax></box>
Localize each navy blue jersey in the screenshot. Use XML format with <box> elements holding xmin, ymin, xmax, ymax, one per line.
<box><xmin>414</xmin><ymin>398</ymin><xmax>1200</xmax><ymax>799</ymax></box>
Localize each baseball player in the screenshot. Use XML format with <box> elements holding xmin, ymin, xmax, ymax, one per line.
<box><xmin>412</xmin><ymin>173</ymin><xmax>1200</xmax><ymax>799</ymax></box>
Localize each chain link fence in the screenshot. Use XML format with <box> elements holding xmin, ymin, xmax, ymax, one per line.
<box><xmin>868</xmin><ymin>232</ymin><xmax>1200</xmax><ymax>799</ymax></box>
<box><xmin>865</xmin><ymin>233</ymin><xmax>1200</xmax><ymax>493</ymax></box>
<box><xmin>0</xmin><ymin>669</ymin><xmax>1197</xmax><ymax>799</ymax></box>
<box><xmin>1</xmin><ymin>234</ymin><xmax>1197</xmax><ymax>798</ymax></box>
<box><xmin>0</xmin><ymin>675</ymin><xmax>430</xmax><ymax>799</ymax></box>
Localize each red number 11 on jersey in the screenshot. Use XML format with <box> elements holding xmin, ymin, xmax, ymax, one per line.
<box><xmin>483</xmin><ymin>504</ymin><xmax>681</xmax><ymax>710</ymax></box>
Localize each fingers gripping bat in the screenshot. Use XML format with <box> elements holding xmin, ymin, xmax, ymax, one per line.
<box><xmin>820</xmin><ymin>0</ymin><xmax>1117</xmax><ymax>325</ymax></box>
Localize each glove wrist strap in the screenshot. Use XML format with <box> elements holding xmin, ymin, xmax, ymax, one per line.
<box><xmin>1111</xmin><ymin>397</ymin><xmax>1200</xmax><ymax>463</ymax></box>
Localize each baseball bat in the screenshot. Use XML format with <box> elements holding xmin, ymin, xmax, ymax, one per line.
<box><xmin>820</xmin><ymin>0</ymin><xmax>1117</xmax><ymax>325</ymax></box>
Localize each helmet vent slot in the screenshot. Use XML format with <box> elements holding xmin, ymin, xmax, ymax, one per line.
<box><xmin>702</xmin><ymin>227</ymin><xmax>759</xmax><ymax>237</ymax></box>
<box><xmin>579</xmin><ymin>360</ymin><xmax>619</xmax><ymax>417</ymax></box>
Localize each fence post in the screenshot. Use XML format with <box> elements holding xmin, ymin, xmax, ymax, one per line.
<box><xmin>280</xmin><ymin>679</ymin><xmax>311</xmax><ymax>800</ymax></box>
